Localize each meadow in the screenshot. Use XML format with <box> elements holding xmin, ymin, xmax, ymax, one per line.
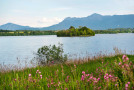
<box><xmin>0</xmin><ymin>54</ymin><xmax>134</xmax><ymax>90</ymax></box>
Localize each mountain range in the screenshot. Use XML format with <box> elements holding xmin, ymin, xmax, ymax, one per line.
<box><xmin>0</xmin><ymin>13</ymin><xmax>134</xmax><ymax>30</ymax></box>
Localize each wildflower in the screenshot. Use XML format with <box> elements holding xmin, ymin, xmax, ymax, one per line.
<box><xmin>122</xmin><ymin>55</ymin><xmax>126</xmax><ymax>59</ymax></box>
<box><xmin>40</xmin><ymin>75</ymin><xmax>42</xmax><ymax>79</ymax></box>
<box><xmin>39</xmin><ymin>72</ymin><xmax>41</xmax><ymax>74</ymax></box>
<box><xmin>109</xmin><ymin>75</ymin><xmax>112</xmax><ymax>77</ymax></box>
<box><xmin>65</xmin><ymin>88</ymin><xmax>68</xmax><ymax>90</ymax></box>
<box><xmin>93</xmin><ymin>77</ymin><xmax>96</xmax><ymax>80</ymax></box>
<box><xmin>47</xmin><ymin>84</ymin><xmax>50</xmax><ymax>88</ymax></box>
<box><xmin>97</xmin><ymin>78</ymin><xmax>100</xmax><ymax>81</ymax></box>
<box><xmin>86</xmin><ymin>74</ymin><xmax>89</xmax><ymax>77</ymax></box>
<box><xmin>14</xmin><ymin>79</ymin><xmax>16</xmax><ymax>81</ymax></box>
<box><xmin>126</xmin><ymin>57</ymin><xmax>129</xmax><ymax>60</ymax></box>
<box><xmin>82</xmin><ymin>71</ymin><xmax>85</xmax><ymax>75</ymax></box>
<box><xmin>127</xmin><ymin>82</ymin><xmax>130</xmax><ymax>84</ymax></box>
<box><xmin>125</xmin><ymin>84</ymin><xmax>128</xmax><ymax>88</ymax></box>
<box><xmin>81</xmin><ymin>75</ymin><xmax>85</xmax><ymax>81</ymax></box>
<box><xmin>89</xmin><ymin>76</ymin><xmax>93</xmax><ymax>79</ymax></box>
<box><xmin>51</xmin><ymin>61</ymin><xmax>54</xmax><ymax>64</ymax></box>
<box><xmin>98</xmin><ymin>86</ymin><xmax>101</xmax><ymax>89</ymax></box>
<box><xmin>119</xmin><ymin>62</ymin><xmax>122</xmax><ymax>65</ymax></box>
<box><xmin>29</xmin><ymin>74</ymin><xmax>31</xmax><ymax>77</ymax></box>
<box><xmin>115</xmin><ymin>84</ymin><xmax>117</xmax><ymax>86</ymax></box>
<box><xmin>102</xmin><ymin>62</ymin><xmax>103</xmax><ymax>64</ymax></box>
<box><xmin>104</xmin><ymin>76</ymin><xmax>106</xmax><ymax>79</ymax></box>
<box><xmin>36</xmin><ymin>70</ymin><xmax>39</xmax><ymax>73</ymax></box>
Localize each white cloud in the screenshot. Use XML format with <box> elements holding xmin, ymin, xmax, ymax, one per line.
<box><xmin>0</xmin><ymin>16</ymin><xmax>64</xmax><ymax>27</ymax></box>
<box><xmin>38</xmin><ymin>17</ymin><xmax>63</xmax><ymax>27</ymax></box>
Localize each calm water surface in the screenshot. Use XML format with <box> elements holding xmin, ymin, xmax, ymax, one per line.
<box><xmin>0</xmin><ymin>33</ymin><xmax>134</xmax><ymax>65</ymax></box>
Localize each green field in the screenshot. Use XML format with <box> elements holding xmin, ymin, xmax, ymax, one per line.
<box><xmin>0</xmin><ymin>55</ymin><xmax>134</xmax><ymax>90</ymax></box>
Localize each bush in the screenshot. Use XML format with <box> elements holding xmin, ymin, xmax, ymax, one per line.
<box><xmin>36</xmin><ymin>43</ymin><xmax>67</xmax><ymax>65</ymax></box>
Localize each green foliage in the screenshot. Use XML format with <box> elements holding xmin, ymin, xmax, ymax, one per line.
<box><xmin>0</xmin><ymin>55</ymin><xmax>134</xmax><ymax>89</ymax></box>
<box><xmin>36</xmin><ymin>43</ymin><xmax>67</xmax><ymax>65</ymax></box>
<box><xmin>0</xmin><ymin>30</ymin><xmax>56</xmax><ymax>36</ymax></box>
<box><xmin>94</xmin><ymin>28</ymin><xmax>134</xmax><ymax>34</ymax></box>
<box><xmin>57</xmin><ymin>26</ymin><xmax>95</xmax><ymax>37</ymax></box>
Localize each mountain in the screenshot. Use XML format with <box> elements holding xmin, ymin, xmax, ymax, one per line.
<box><xmin>0</xmin><ymin>23</ymin><xmax>39</xmax><ymax>31</ymax></box>
<box><xmin>0</xmin><ymin>13</ymin><xmax>134</xmax><ymax>30</ymax></box>
<box><xmin>41</xmin><ymin>13</ymin><xmax>134</xmax><ymax>30</ymax></box>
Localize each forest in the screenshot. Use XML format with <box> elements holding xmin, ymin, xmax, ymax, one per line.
<box><xmin>56</xmin><ymin>26</ymin><xmax>95</xmax><ymax>37</ymax></box>
<box><xmin>0</xmin><ymin>30</ymin><xmax>55</xmax><ymax>36</ymax></box>
<box><xmin>94</xmin><ymin>28</ymin><xmax>134</xmax><ymax>34</ymax></box>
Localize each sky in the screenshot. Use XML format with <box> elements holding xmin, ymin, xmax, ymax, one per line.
<box><xmin>0</xmin><ymin>0</ymin><xmax>134</xmax><ymax>27</ymax></box>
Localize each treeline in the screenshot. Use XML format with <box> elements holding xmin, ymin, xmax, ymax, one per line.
<box><xmin>0</xmin><ymin>30</ymin><xmax>56</xmax><ymax>36</ymax></box>
<box><xmin>57</xmin><ymin>26</ymin><xmax>95</xmax><ymax>37</ymax></box>
<box><xmin>94</xmin><ymin>28</ymin><xmax>134</xmax><ymax>34</ymax></box>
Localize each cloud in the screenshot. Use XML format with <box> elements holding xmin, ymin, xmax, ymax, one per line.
<box><xmin>49</xmin><ymin>7</ymin><xmax>71</xmax><ymax>12</ymax></box>
<box><xmin>38</xmin><ymin>17</ymin><xmax>63</xmax><ymax>27</ymax></box>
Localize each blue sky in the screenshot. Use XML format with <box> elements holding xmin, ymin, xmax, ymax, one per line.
<box><xmin>0</xmin><ymin>0</ymin><xmax>134</xmax><ymax>27</ymax></box>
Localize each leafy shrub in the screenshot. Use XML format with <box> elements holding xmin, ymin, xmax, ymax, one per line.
<box><xmin>36</xmin><ymin>43</ymin><xmax>67</xmax><ymax>65</ymax></box>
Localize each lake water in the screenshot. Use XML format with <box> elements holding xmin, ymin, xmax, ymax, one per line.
<box><xmin>0</xmin><ymin>33</ymin><xmax>134</xmax><ymax>66</ymax></box>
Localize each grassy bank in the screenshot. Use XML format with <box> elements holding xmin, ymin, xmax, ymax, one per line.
<box><xmin>0</xmin><ymin>55</ymin><xmax>134</xmax><ymax>90</ymax></box>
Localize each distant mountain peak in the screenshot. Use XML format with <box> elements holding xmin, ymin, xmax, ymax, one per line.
<box><xmin>89</xmin><ymin>13</ymin><xmax>102</xmax><ymax>17</ymax></box>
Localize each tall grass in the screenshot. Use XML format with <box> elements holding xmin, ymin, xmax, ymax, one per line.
<box><xmin>0</xmin><ymin>55</ymin><xmax>134</xmax><ymax>90</ymax></box>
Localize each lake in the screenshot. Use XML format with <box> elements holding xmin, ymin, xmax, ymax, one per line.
<box><xmin>0</xmin><ymin>33</ymin><xmax>134</xmax><ymax>66</ymax></box>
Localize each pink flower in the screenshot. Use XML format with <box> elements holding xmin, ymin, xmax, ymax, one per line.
<box><xmin>122</xmin><ymin>55</ymin><xmax>126</xmax><ymax>59</ymax></box>
<box><xmin>82</xmin><ymin>71</ymin><xmax>85</xmax><ymax>75</ymax></box>
<box><xmin>81</xmin><ymin>75</ymin><xmax>85</xmax><ymax>81</ymax></box>
<box><xmin>126</xmin><ymin>57</ymin><xmax>129</xmax><ymax>60</ymax></box>
<box><xmin>65</xmin><ymin>88</ymin><xmax>68</xmax><ymax>90</ymax></box>
<box><xmin>29</xmin><ymin>74</ymin><xmax>31</xmax><ymax>77</ymax></box>
<box><xmin>127</xmin><ymin>82</ymin><xmax>130</xmax><ymax>84</ymax></box>
<box><xmin>97</xmin><ymin>78</ymin><xmax>100</xmax><ymax>81</ymax></box>
<box><xmin>125</xmin><ymin>84</ymin><xmax>128</xmax><ymax>88</ymax></box>
<box><xmin>106</xmin><ymin>73</ymin><xmax>108</xmax><ymax>76</ymax></box>
<box><xmin>39</xmin><ymin>72</ymin><xmax>41</xmax><ymax>74</ymax></box>
<box><xmin>40</xmin><ymin>75</ymin><xmax>42</xmax><ymax>77</ymax></box>
<box><xmin>14</xmin><ymin>79</ymin><xmax>16</xmax><ymax>81</ymax></box>
<box><xmin>119</xmin><ymin>62</ymin><xmax>122</xmax><ymax>65</ymax></box>
<box><xmin>47</xmin><ymin>84</ymin><xmax>50</xmax><ymax>88</ymax></box>
<box><xmin>102</xmin><ymin>62</ymin><xmax>103</xmax><ymax>64</ymax></box>
<box><xmin>93</xmin><ymin>77</ymin><xmax>96</xmax><ymax>80</ymax></box>
<box><xmin>98</xmin><ymin>86</ymin><xmax>101</xmax><ymax>89</ymax></box>
<box><xmin>104</xmin><ymin>76</ymin><xmax>106</xmax><ymax>79</ymax></box>
<box><xmin>51</xmin><ymin>61</ymin><xmax>54</xmax><ymax>64</ymax></box>
<box><xmin>109</xmin><ymin>75</ymin><xmax>112</xmax><ymax>77</ymax></box>
<box><xmin>86</xmin><ymin>74</ymin><xmax>89</xmax><ymax>77</ymax></box>
<box><xmin>115</xmin><ymin>84</ymin><xmax>117</xmax><ymax>86</ymax></box>
<box><xmin>89</xmin><ymin>76</ymin><xmax>93</xmax><ymax>79</ymax></box>
<box><xmin>126</xmin><ymin>64</ymin><xmax>129</xmax><ymax>67</ymax></box>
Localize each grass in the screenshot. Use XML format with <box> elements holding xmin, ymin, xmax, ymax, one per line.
<box><xmin>0</xmin><ymin>54</ymin><xmax>134</xmax><ymax>90</ymax></box>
